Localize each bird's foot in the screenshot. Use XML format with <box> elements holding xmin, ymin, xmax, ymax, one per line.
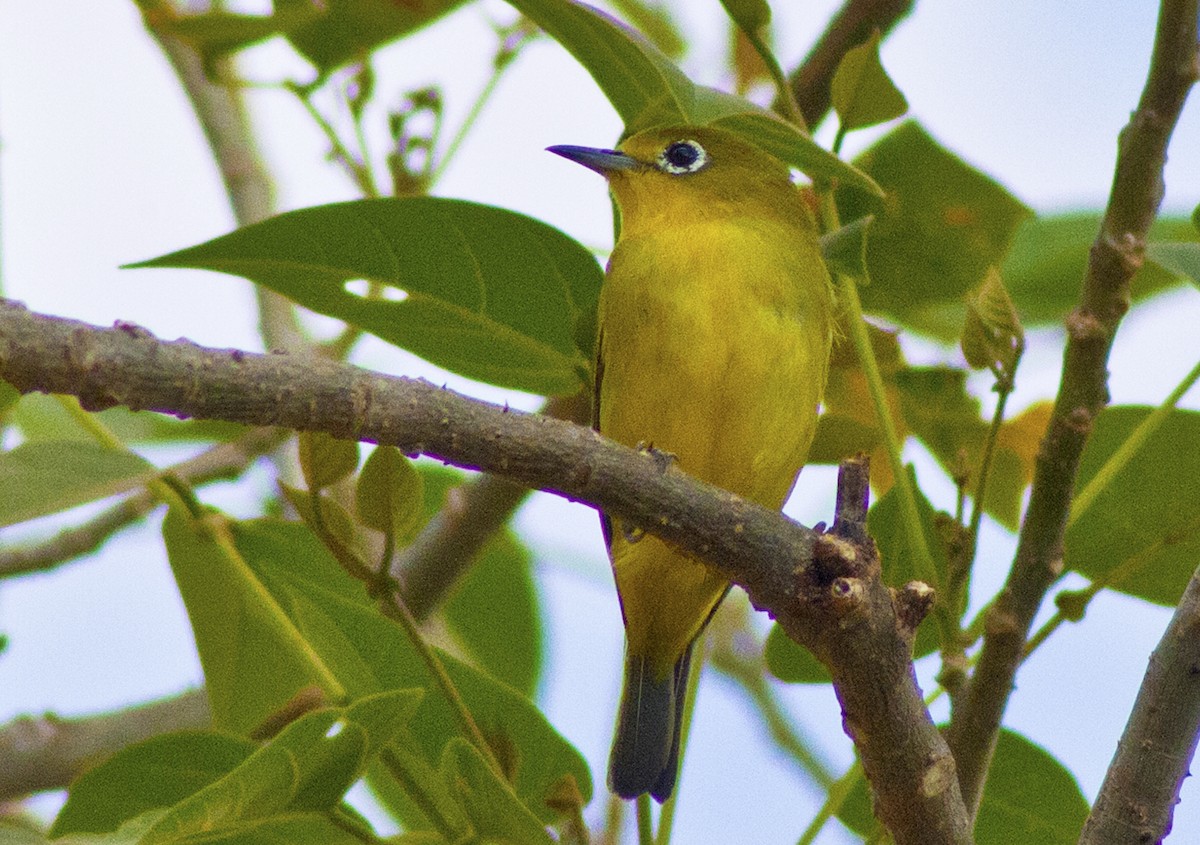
<box><xmin>636</xmin><ymin>442</ymin><xmax>677</xmax><ymax>474</ymax></box>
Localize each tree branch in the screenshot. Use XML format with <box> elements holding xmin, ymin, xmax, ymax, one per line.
<box><xmin>0</xmin><ymin>689</ymin><xmax>210</xmax><ymax>801</ymax></box>
<box><xmin>0</xmin><ymin>426</ymin><xmax>285</xmax><ymax>578</ymax></box>
<box><xmin>779</xmin><ymin>0</ymin><xmax>916</xmax><ymax>127</ymax></box>
<box><xmin>0</xmin><ymin>300</ymin><xmax>970</xmax><ymax>844</ymax></box>
<box><xmin>394</xmin><ymin>391</ymin><xmax>590</xmax><ymax>621</ymax></box>
<box><xmin>1078</xmin><ymin>557</ymin><xmax>1200</xmax><ymax>844</ymax></box>
<box><xmin>946</xmin><ymin>0</ymin><xmax>1199</xmax><ymax>817</ymax></box>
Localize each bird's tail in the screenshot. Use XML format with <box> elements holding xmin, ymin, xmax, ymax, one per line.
<box><xmin>608</xmin><ymin>645</ymin><xmax>693</xmax><ymax>802</ymax></box>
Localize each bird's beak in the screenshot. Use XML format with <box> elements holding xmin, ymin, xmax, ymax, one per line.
<box><xmin>547</xmin><ymin>145</ymin><xmax>642</xmax><ymax>175</ymax></box>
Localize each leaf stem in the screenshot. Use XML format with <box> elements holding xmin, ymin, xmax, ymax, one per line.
<box><xmin>428</xmin><ymin>22</ymin><xmax>533</xmax><ymax>188</ymax></box>
<box><xmin>1019</xmin><ymin>357</ymin><xmax>1200</xmax><ymax>656</ymax></box>
<box><xmin>636</xmin><ymin>793</ymin><xmax>655</xmax><ymax>845</ymax></box>
<box><xmin>54</xmin><ymin>395</ymin><xmax>188</xmax><ymax>512</ymax></box>
<box><xmin>796</xmin><ymin>759</ymin><xmax>864</xmax><ymax>845</ymax></box>
<box><xmin>381</xmin><ymin>592</ymin><xmax>506</xmax><ymax>780</ymax></box>
<box><xmin>835</xmin><ymin>276</ymin><xmax>939</xmax><ymax>592</ymax></box>
<box><xmin>379</xmin><ymin>747</ymin><xmax>463</xmax><ymax>840</ymax></box>
<box><xmin>1068</xmin><ymin>355</ymin><xmax>1200</xmax><ymax>529</ymax></box>
<box><xmin>203</xmin><ymin>509</ymin><xmax>348</xmax><ymax>700</ymax></box>
<box><xmin>744</xmin><ymin>25</ymin><xmax>807</xmax><ymax>131</ymax></box>
<box><xmin>955</xmin><ymin>374</ymin><xmax>1018</xmax><ymax>614</ymax></box>
<box><xmin>291</xmin><ymin>82</ymin><xmax>379</xmax><ymax>198</ymax></box>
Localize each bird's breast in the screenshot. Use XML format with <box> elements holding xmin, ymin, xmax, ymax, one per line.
<box><xmin>597</xmin><ymin>219</ymin><xmax>832</xmax><ymax>507</ymax></box>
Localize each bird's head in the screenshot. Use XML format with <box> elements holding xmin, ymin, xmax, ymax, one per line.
<box><xmin>548</xmin><ymin>125</ymin><xmax>803</xmax><ymax>234</ymax></box>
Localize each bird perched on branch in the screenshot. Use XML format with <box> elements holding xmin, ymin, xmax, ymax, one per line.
<box><xmin>549</xmin><ymin>125</ymin><xmax>834</xmax><ymax>801</ymax></box>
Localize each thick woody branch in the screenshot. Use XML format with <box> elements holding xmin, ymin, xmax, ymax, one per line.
<box><xmin>0</xmin><ymin>689</ymin><xmax>210</xmax><ymax>800</ymax></box>
<box><xmin>947</xmin><ymin>0</ymin><xmax>1199</xmax><ymax>817</ymax></box>
<box><xmin>0</xmin><ymin>300</ymin><xmax>816</xmax><ymax>601</ymax></box>
<box><xmin>780</xmin><ymin>0</ymin><xmax>916</xmax><ymax>127</ymax></box>
<box><xmin>0</xmin><ymin>300</ymin><xmax>969</xmax><ymax>844</ymax></box>
<box><xmin>1079</xmin><ymin>559</ymin><xmax>1200</xmax><ymax>844</ymax></box>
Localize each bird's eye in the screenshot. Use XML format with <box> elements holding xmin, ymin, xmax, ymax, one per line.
<box><xmin>657</xmin><ymin>140</ymin><xmax>708</xmax><ymax>175</ymax></box>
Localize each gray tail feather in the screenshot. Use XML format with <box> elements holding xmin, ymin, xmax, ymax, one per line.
<box><xmin>608</xmin><ymin>646</ymin><xmax>694</xmax><ymax>802</ymax></box>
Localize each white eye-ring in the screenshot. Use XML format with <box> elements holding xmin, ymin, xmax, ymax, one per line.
<box><xmin>657</xmin><ymin>139</ymin><xmax>709</xmax><ymax>175</ymax></box>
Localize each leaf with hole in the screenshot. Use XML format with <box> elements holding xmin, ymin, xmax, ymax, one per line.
<box><xmin>130</xmin><ymin>198</ymin><xmax>602</xmax><ymax>396</ymax></box>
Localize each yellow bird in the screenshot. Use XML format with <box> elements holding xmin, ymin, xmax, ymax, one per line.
<box><xmin>549</xmin><ymin>125</ymin><xmax>834</xmax><ymax>801</ymax></box>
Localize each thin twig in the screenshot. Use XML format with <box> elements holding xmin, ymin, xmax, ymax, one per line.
<box><xmin>779</xmin><ymin>0</ymin><xmax>916</xmax><ymax>128</ymax></box>
<box><xmin>141</xmin><ymin>3</ymin><xmax>305</xmax><ymax>354</ymax></box>
<box><xmin>946</xmin><ymin>0</ymin><xmax>1199</xmax><ymax>818</ymax></box>
<box><xmin>0</xmin><ymin>689</ymin><xmax>210</xmax><ymax>800</ymax></box>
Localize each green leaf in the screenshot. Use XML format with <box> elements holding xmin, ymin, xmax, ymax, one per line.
<box><xmin>281</xmin><ymin>482</ymin><xmax>359</xmax><ymax>553</ymax></box>
<box><xmin>1002</xmin><ymin>213</ymin><xmax>1195</xmax><ymax>326</ymax></box>
<box><xmin>421</xmin><ymin>465</ymin><xmax>544</xmax><ymax>698</ymax></box>
<box><xmin>54</xmin><ymin>811</ymin><xmax>166</xmax><ymax>845</ymax></box>
<box><xmin>9</xmin><ymin>394</ymin><xmax>244</xmax><ymax>444</ymax></box>
<box><xmin>509</xmin><ymin>0</ymin><xmax>882</xmax><ymax>196</ymax></box>
<box><xmin>508</xmin><ymin>0</ymin><xmax>694</xmax><ymax>128</ymax></box>
<box><xmin>299</xmin><ymin>432</ymin><xmax>361</xmax><ymax>491</ymax></box>
<box><xmin>163</xmin><ymin>507</ymin><xmax>344</xmax><ymax>734</ymax></box>
<box><xmin>961</xmin><ymin>267</ymin><xmax>1024</xmax><ymax>379</ymax></box>
<box><xmin>231</xmin><ymin>519</ymin><xmax>592</xmax><ymax>821</ymax></box>
<box><xmin>763</xmin><ymin>623</ymin><xmax>829</xmax><ymax>684</ymax></box>
<box><xmin>693</xmin><ymin>93</ymin><xmax>883</xmax><ymax>196</ymax></box>
<box><xmin>442</xmin><ymin>739</ymin><xmax>555</xmax><ymax>845</ymax></box>
<box><xmin>838</xmin><ymin>121</ymin><xmax>1034</xmax><ymax>339</ymax></box>
<box><xmin>831</xmin><ymin>29</ymin><xmax>908</xmax><ymax>133</ymax></box>
<box><xmin>867</xmin><ymin>468</ymin><xmax>949</xmax><ymax>654</ymax></box>
<box><xmin>974</xmin><ymin>731</ymin><xmax>1089</xmax><ymax>844</ymax></box>
<box><xmin>719</xmin><ymin>0</ymin><xmax>771</xmax><ymax>32</ymax></box>
<box><xmin>144</xmin><ymin>813</ymin><xmax>369</xmax><ymax>845</ymax></box>
<box><xmin>1147</xmin><ymin>241</ymin><xmax>1200</xmax><ymax>287</ymax></box>
<box><xmin>840</xmin><ymin>729</ymin><xmax>1087</xmax><ymax>842</ymax></box>
<box><xmin>894</xmin><ymin>367</ymin><xmax>988</xmax><ymax>478</ymax></box>
<box><xmin>141</xmin><ymin>691</ymin><xmax>421</xmax><ymax>844</ymax></box>
<box><xmin>0</xmin><ymin>442</ymin><xmax>156</xmax><ymax>528</ymax></box>
<box><xmin>820</xmin><ymin>215</ymin><xmax>874</xmax><ymax>281</ymax></box>
<box><xmin>162</xmin><ymin>6</ymin><xmax>321</xmax><ymax>60</ymax></box>
<box><xmin>1065</xmin><ymin>407</ymin><xmax>1200</xmax><ymax>606</ymax></box>
<box><xmin>280</xmin><ymin>0</ymin><xmax>471</xmax><ymax>75</ymax></box>
<box><xmin>608</xmin><ymin>0</ymin><xmax>685</xmax><ymax>58</ymax></box>
<box><xmin>445</xmin><ymin>531</ymin><xmax>543</xmax><ymax>698</ymax></box>
<box><xmin>0</xmin><ymin>379</ymin><xmax>19</xmax><ymax>417</ymax></box>
<box><xmin>356</xmin><ymin>446</ymin><xmax>424</xmax><ymax>542</ymax></box>
<box><xmin>51</xmin><ymin>732</ymin><xmax>257</xmax><ymax>837</ymax></box>
<box><xmin>130</xmin><ymin>198</ymin><xmax>602</xmax><ymax>396</ymax></box>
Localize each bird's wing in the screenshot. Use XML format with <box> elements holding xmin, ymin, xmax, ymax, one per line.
<box><xmin>594</xmin><ymin>325</ymin><xmax>614</xmax><ymax>551</ymax></box>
